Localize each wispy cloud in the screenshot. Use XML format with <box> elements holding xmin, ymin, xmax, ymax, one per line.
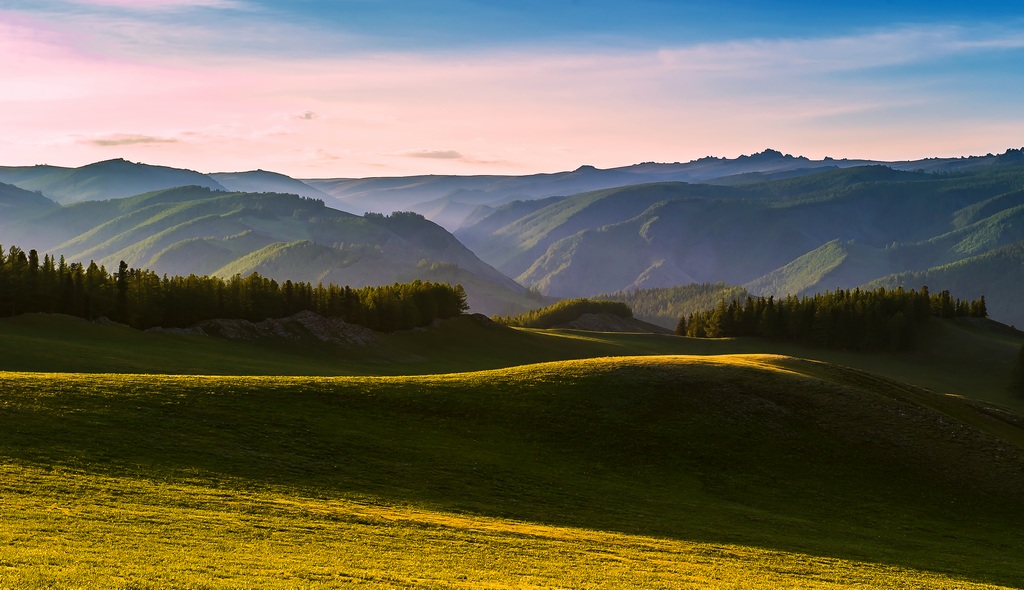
<box><xmin>0</xmin><ymin>9</ymin><xmax>1022</xmax><ymax>176</ymax></box>
<box><xmin>400</xmin><ymin>149</ymin><xmax>464</xmax><ymax>160</ymax></box>
<box><xmin>392</xmin><ymin>149</ymin><xmax>511</xmax><ymax>166</ymax></box>
<box><xmin>654</xmin><ymin>25</ymin><xmax>1024</xmax><ymax>76</ymax></box>
<box><xmin>65</xmin><ymin>0</ymin><xmax>247</xmax><ymax>10</ymax></box>
<box><xmin>85</xmin><ymin>133</ymin><xmax>179</xmax><ymax>147</ymax></box>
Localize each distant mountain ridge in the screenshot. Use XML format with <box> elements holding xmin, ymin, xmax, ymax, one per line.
<box><xmin>0</xmin><ymin>159</ymin><xmax>226</xmax><ymax>204</ymax></box>
<box><xmin>305</xmin><ymin>148</ymin><xmax>1024</xmax><ymax>230</ymax></box>
<box><xmin>209</xmin><ymin>170</ymin><xmax>340</xmax><ymax>206</ymax></box>
<box><xmin>4</xmin><ymin>148</ymin><xmax>1021</xmax><ymax>228</ymax></box>
<box><xmin>456</xmin><ymin>162</ymin><xmax>1024</xmax><ymax>327</ymax></box>
<box><xmin>2</xmin><ymin>148</ymin><xmax>1023</xmax><ymax>325</ymax></box>
<box><xmin>0</xmin><ymin>181</ymin><xmax>58</xmax><ymax>215</ymax></box>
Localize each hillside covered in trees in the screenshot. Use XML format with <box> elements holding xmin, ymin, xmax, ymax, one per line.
<box><xmin>455</xmin><ymin>160</ymin><xmax>1024</xmax><ymax>328</ymax></box>
<box><xmin>597</xmin><ymin>283</ymin><xmax>752</xmax><ymax>329</ymax></box>
<box><xmin>678</xmin><ymin>287</ymin><xmax>987</xmax><ymax>351</ymax></box>
<box><xmin>0</xmin><ymin>244</ymin><xmax>468</xmax><ymax>332</ymax></box>
<box><xmin>0</xmin><ymin>184</ymin><xmax>534</xmax><ymax>317</ymax></box>
<box><xmin>494</xmin><ymin>298</ymin><xmax>632</xmax><ymax>328</ymax></box>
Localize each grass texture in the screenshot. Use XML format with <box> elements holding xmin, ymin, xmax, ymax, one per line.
<box><xmin>2</xmin><ymin>356</ymin><xmax>1023</xmax><ymax>588</ymax></box>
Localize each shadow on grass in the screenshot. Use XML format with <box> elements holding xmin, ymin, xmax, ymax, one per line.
<box><xmin>2</xmin><ymin>363</ymin><xmax>1024</xmax><ymax>587</ymax></box>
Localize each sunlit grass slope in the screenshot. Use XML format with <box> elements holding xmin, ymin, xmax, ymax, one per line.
<box><xmin>2</xmin><ymin>356</ymin><xmax>1023</xmax><ymax>588</ymax></box>
<box><xmin>0</xmin><ymin>313</ymin><xmax>693</xmax><ymax>376</ymax></box>
<box><xmin>2</xmin><ymin>312</ymin><xmax>1022</xmax><ymax>411</ymax></box>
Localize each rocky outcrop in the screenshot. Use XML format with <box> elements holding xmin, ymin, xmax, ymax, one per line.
<box><xmin>147</xmin><ymin>310</ymin><xmax>378</xmax><ymax>347</ymax></box>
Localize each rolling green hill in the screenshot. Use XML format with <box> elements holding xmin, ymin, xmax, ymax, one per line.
<box><xmin>0</xmin><ymin>158</ymin><xmax>226</xmax><ymax>204</ymax></box>
<box><xmin>457</xmin><ymin>182</ymin><xmax>741</xmax><ymax>279</ymax></box>
<box><xmin>2</xmin><ymin>310</ymin><xmax>1022</xmax><ymax>412</ymax></box>
<box><xmin>4</xmin><ymin>153</ymin><xmax>1024</xmax><ymax>587</ymax></box>
<box><xmin>2</xmin><ymin>354</ymin><xmax>1023</xmax><ymax>587</ymax></box>
<box><xmin>307</xmin><ymin>149</ymin><xmax>1024</xmax><ymax>231</ymax></box>
<box><xmin>210</xmin><ymin>169</ymin><xmax>337</xmax><ymax>204</ymax></box>
<box><xmin>743</xmin><ymin>239</ymin><xmax>893</xmax><ymax>297</ymax></box>
<box><xmin>210</xmin><ymin>240</ymin><xmax>357</xmax><ymax>283</ymax></box>
<box><xmin>744</xmin><ymin>200</ymin><xmax>1024</xmax><ymax>301</ymax></box>
<box><xmin>597</xmin><ymin>283</ymin><xmax>752</xmax><ymax>328</ymax></box>
<box><xmin>6</xmin><ymin>155</ymin><xmax>1024</xmax><ymax>324</ymax></box>
<box><xmin>866</xmin><ymin>242</ymin><xmax>1024</xmax><ymax>331</ymax></box>
<box><xmin>459</xmin><ymin>163</ymin><xmax>1024</xmax><ymax>326</ymax></box>
<box><xmin>146</xmin><ymin>229</ymin><xmax>279</xmax><ymax>276</ymax></box>
<box><xmin>0</xmin><ymin>187</ymin><xmax>535</xmax><ymax>316</ymax></box>
<box><xmin>0</xmin><ymin>181</ymin><xmax>59</xmax><ymax>227</ymax></box>
<box><xmin>743</xmin><ymin>239</ymin><xmax>851</xmax><ymax>296</ymax></box>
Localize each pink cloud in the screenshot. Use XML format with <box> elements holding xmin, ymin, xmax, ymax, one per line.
<box><xmin>399</xmin><ymin>150</ymin><xmax>465</xmax><ymax>160</ymax></box>
<box><xmin>0</xmin><ymin>13</ymin><xmax>1021</xmax><ymax>178</ymax></box>
<box><xmin>85</xmin><ymin>134</ymin><xmax>179</xmax><ymax>147</ymax></box>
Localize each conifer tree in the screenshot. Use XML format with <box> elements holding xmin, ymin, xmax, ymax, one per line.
<box><xmin>674</xmin><ymin>315</ymin><xmax>687</xmax><ymax>336</ymax></box>
<box><xmin>672</xmin><ymin>285</ymin><xmax>989</xmax><ymax>352</ymax></box>
<box><xmin>0</xmin><ymin>242</ymin><xmax>471</xmax><ymax>332</ymax></box>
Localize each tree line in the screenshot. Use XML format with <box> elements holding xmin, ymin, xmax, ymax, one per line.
<box><xmin>596</xmin><ymin>282</ymin><xmax>752</xmax><ymax>328</ymax></box>
<box><xmin>0</xmin><ymin>244</ymin><xmax>468</xmax><ymax>331</ymax></box>
<box><xmin>676</xmin><ymin>286</ymin><xmax>987</xmax><ymax>351</ymax></box>
<box><xmin>494</xmin><ymin>298</ymin><xmax>632</xmax><ymax>328</ymax></box>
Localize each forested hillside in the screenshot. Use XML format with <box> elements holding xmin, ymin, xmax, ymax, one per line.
<box><xmin>678</xmin><ymin>286</ymin><xmax>987</xmax><ymax>351</ymax></box>
<box><xmin>493</xmin><ymin>298</ymin><xmax>632</xmax><ymax>328</ymax></box>
<box><xmin>0</xmin><ymin>159</ymin><xmax>226</xmax><ymax>204</ymax></box>
<box><xmin>865</xmin><ymin>242</ymin><xmax>1024</xmax><ymax>329</ymax></box>
<box><xmin>0</xmin><ymin>186</ymin><xmax>536</xmax><ymax>316</ymax></box>
<box><xmin>596</xmin><ymin>283</ymin><xmax>752</xmax><ymax>329</ymax></box>
<box><xmin>2</xmin><ymin>154</ymin><xmax>1022</xmax><ymax>325</ymax></box>
<box><xmin>209</xmin><ymin>170</ymin><xmax>336</xmax><ymax>203</ymax></box>
<box><xmin>0</xmin><ymin>243</ymin><xmax>467</xmax><ymax>331</ymax></box>
<box><xmin>458</xmin><ymin>162</ymin><xmax>1024</xmax><ymax>327</ymax></box>
<box><xmin>306</xmin><ymin>149</ymin><xmax>1024</xmax><ymax>230</ymax></box>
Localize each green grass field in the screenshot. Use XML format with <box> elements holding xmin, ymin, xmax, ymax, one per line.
<box><xmin>2</xmin><ymin>355</ymin><xmax>1024</xmax><ymax>588</ymax></box>
<box><xmin>3</xmin><ymin>312</ymin><xmax>1019</xmax><ymax>410</ymax></box>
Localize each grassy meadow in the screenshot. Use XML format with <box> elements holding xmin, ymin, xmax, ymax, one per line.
<box><xmin>4</xmin><ymin>464</ymin><xmax>1016</xmax><ymax>589</ymax></box>
<box><xmin>2</xmin><ymin>312</ymin><xmax>1020</xmax><ymax>411</ymax></box>
<box><xmin>2</xmin><ymin>355</ymin><xmax>1024</xmax><ymax>588</ymax></box>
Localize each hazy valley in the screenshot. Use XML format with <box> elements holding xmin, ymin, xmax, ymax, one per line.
<box><xmin>5</xmin><ymin>149</ymin><xmax>1023</xmax><ymax>326</ymax></box>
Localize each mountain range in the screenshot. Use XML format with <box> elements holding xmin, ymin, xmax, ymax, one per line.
<box><xmin>6</xmin><ymin>149</ymin><xmax>1020</xmax><ymax>229</ymax></box>
<box><xmin>1</xmin><ymin>148</ymin><xmax>1022</xmax><ymax>326</ymax></box>
<box><xmin>0</xmin><ymin>183</ymin><xmax>539</xmax><ymax>316</ymax></box>
<box><xmin>306</xmin><ymin>148</ymin><xmax>1024</xmax><ymax>230</ymax></box>
<box><xmin>456</xmin><ymin>161</ymin><xmax>1024</xmax><ymax>327</ymax></box>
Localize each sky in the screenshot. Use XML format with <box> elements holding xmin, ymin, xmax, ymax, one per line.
<box><xmin>2</xmin><ymin>0</ymin><xmax>1023</xmax><ymax>178</ymax></box>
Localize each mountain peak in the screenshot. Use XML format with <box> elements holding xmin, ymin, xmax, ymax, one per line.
<box><xmin>89</xmin><ymin>158</ymin><xmax>134</xmax><ymax>167</ymax></box>
<box><xmin>997</xmin><ymin>147</ymin><xmax>1024</xmax><ymax>161</ymax></box>
<box><xmin>740</xmin><ymin>149</ymin><xmax>806</xmax><ymax>161</ymax></box>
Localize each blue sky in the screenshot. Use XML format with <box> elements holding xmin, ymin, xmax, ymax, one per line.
<box><xmin>179</xmin><ymin>1</ymin><xmax>1024</xmax><ymax>44</ymax></box>
<box><xmin>2</xmin><ymin>0</ymin><xmax>1022</xmax><ymax>176</ymax></box>
<box><xmin>128</xmin><ymin>0</ymin><xmax>1024</xmax><ymax>49</ymax></box>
